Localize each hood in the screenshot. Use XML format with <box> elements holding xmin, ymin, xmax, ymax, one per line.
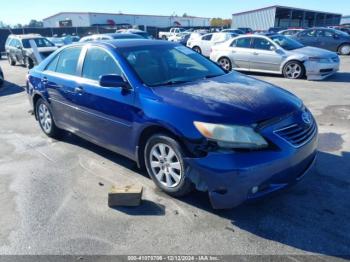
<box><xmin>291</xmin><ymin>46</ymin><xmax>337</xmax><ymax>58</ymax></box>
<box><xmin>151</xmin><ymin>72</ymin><xmax>302</xmax><ymax>125</ymax></box>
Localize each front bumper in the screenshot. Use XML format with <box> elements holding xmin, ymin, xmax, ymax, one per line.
<box><xmin>185</xmin><ymin>113</ymin><xmax>318</xmax><ymax>209</ymax></box>
<box><xmin>305</xmin><ymin>60</ymin><xmax>339</xmax><ymax>80</ymax></box>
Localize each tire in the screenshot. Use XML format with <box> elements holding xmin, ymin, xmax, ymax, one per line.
<box><xmin>8</xmin><ymin>55</ymin><xmax>16</xmax><ymax>66</ymax></box>
<box><xmin>35</xmin><ymin>98</ymin><xmax>61</xmax><ymax>138</ymax></box>
<box><xmin>338</xmin><ymin>44</ymin><xmax>350</xmax><ymax>55</ymax></box>
<box><xmin>218</xmin><ymin>57</ymin><xmax>232</xmax><ymax>71</ymax></box>
<box><xmin>161</xmin><ymin>36</ymin><xmax>167</xmax><ymax>40</ymax></box>
<box><xmin>192</xmin><ymin>46</ymin><xmax>202</xmax><ymax>54</ymax></box>
<box><xmin>25</xmin><ymin>57</ymin><xmax>34</xmax><ymax>69</ymax></box>
<box><xmin>282</xmin><ymin>61</ymin><xmax>305</xmax><ymax>79</ymax></box>
<box><xmin>0</xmin><ymin>71</ymin><xmax>4</xmax><ymax>87</ymax></box>
<box><xmin>144</xmin><ymin>134</ymin><xmax>193</xmax><ymax>197</ymax></box>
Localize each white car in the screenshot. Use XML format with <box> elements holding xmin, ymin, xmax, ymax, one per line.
<box><xmin>210</xmin><ymin>34</ymin><xmax>340</xmax><ymax>80</ymax></box>
<box><xmin>187</xmin><ymin>32</ymin><xmax>238</xmax><ymax>57</ymax></box>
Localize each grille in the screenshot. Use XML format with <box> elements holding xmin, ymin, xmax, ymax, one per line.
<box><xmin>274</xmin><ymin>120</ymin><xmax>317</xmax><ymax>148</ymax></box>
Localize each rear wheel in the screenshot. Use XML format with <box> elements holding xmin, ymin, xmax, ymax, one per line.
<box><xmin>35</xmin><ymin>98</ymin><xmax>62</xmax><ymax>138</ymax></box>
<box><xmin>218</xmin><ymin>57</ymin><xmax>232</xmax><ymax>71</ymax></box>
<box><xmin>25</xmin><ymin>57</ymin><xmax>34</xmax><ymax>69</ymax></box>
<box><xmin>338</xmin><ymin>44</ymin><xmax>350</xmax><ymax>55</ymax></box>
<box><xmin>0</xmin><ymin>71</ymin><xmax>4</xmax><ymax>87</ymax></box>
<box><xmin>283</xmin><ymin>61</ymin><xmax>305</xmax><ymax>79</ymax></box>
<box><xmin>8</xmin><ymin>55</ymin><xmax>16</xmax><ymax>66</ymax></box>
<box><xmin>144</xmin><ymin>134</ymin><xmax>193</xmax><ymax>197</ymax></box>
<box><xmin>192</xmin><ymin>46</ymin><xmax>202</xmax><ymax>54</ymax></box>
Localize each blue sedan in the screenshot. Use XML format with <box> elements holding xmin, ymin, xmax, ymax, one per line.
<box><xmin>26</xmin><ymin>40</ymin><xmax>318</xmax><ymax>209</ymax></box>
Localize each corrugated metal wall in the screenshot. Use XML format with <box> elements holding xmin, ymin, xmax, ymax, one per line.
<box><xmin>232</xmin><ymin>7</ymin><xmax>276</xmax><ymax>30</ymax></box>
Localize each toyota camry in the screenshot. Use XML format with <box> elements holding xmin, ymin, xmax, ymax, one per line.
<box><xmin>26</xmin><ymin>40</ymin><xmax>318</xmax><ymax>209</ymax></box>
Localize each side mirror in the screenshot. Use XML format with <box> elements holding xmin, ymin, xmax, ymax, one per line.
<box><xmin>99</xmin><ymin>75</ymin><xmax>131</xmax><ymax>90</ymax></box>
<box><xmin>275</xmin><ymin>49</ymin><xmax>285</xmax><ymax>55</ymax></box>
<box><xmin>16</xmin><ymin>45</ymin><xmax>22</xmax><ymax>49</ymax></box>
<box><xmin>270</xmin><ymin>45</ymin><xmax>276</xmax><ymax>51</ymax></box>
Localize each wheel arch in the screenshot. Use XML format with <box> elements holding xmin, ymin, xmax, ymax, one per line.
<box><xmin>32</xmin><ymin>93</ymin><xmax>45</xmax><ymax>120</ymax></box>
<box><xmin>135</xmin><ymin>124</ymin><xmax>190</xmax><ymax>170</ymax></box>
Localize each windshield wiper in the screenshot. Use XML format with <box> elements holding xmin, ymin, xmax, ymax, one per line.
<box><xmin>150</xmin><ymin>80</ymin><xmax>191</xmax><ymax>87</ymax></box>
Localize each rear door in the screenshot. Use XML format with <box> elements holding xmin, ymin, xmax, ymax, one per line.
<box><xmin>42</xmin><ymin>46</ymin><xmax>83</xmax><ymax>131</ymax></box>
<box><xmin>228</xmin><ymin>37</ymin><xmax>253</xmax><ymax>70</ymax></box>
<box><xmin>250</xmin><ymin>37</ymin><xmax>282</xmax><ymax>72</ymax></box>
<box><xmin>200</xmin><ymin>34</ymin><xmax>213</xmax><ymax>56</ymax></box>
<box><xmin>73</xmin><ymin>46</ymin><xmax>135</xmax><ymax>156</ymax></box>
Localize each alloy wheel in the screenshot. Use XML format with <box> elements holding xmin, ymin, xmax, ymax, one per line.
<box><xmin>340</xmin><ymin>45</ymin><xmax>350</xmax><ymax>55</ymax></box>
<box><xmin>38</xmin><ymin>103</ymin><xmax>52</xmax><ymax>134</ymax></box>
<box><xmin>219</xmin><ymin>58</ymin><xmax>231</xmax><ymax>71</ymax></box>
<box><xmin>285</xmin><ymin>63</ymin><xmax>302</xmax><ymax>79</ymax></box>
<box><xmin>149</xmin><ymin>143</ymin><xmax>183</xmax><ymax>188</ymax></box>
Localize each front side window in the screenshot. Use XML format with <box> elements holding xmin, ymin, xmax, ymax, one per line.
<box><xmin>55</xmin><ymin>47</ymin><xmax>82</xmax><ymax>76</ymax></box>
<box><xmin>119</xmin><ymin>44</ymin><xmax>225</xmax><ymax>87</ymax></box>
<box><xmin>82</xmin><ymin>47</ymin><xmax>122</xmax><ymax>81</ymax></box>
<box><xmin>301</xmin><ymin>30</ymin><xmax>316</xmax><ymax>37</ymax></box>
<box><xmin>22</xmin><ymin>38</ymin><xmax>54</xmax><ymax>48</ymax></box>
<box><xmin>231</xmin><ymin>38</ymin><xmax>252</xmax><ymax>48</ymax></box>
<box><xmin>253</xmin><ymin>38</ymin><xmax>274</xmax><ymax>50</ymax></box>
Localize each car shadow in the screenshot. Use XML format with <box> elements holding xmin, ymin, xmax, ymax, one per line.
<box><xmin>0</xmin><ymin>80</ymin><xmax>25</xmax><ymax>96</ymax></box>
<box><xmin>180</xmin><ymin>150</ymin><xmax>350</xmax><ymax>257</ymax></box>
<box><xmin>323</xmin><ymin>72</ymin><xmax>350</xmax><ymax>83</ymax></box>
<box><xmin>58</xmin><ymin>132</ymin><xmax>350</xmax><ymax>256</ymax></box>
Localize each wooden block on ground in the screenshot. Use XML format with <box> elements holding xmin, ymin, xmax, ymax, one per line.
<box><xmin>108</xmin><ymin>185</ymin><xmax>143</xmax><ymax>207</ymax></box>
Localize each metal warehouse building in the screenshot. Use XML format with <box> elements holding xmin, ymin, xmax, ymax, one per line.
<box><xmin>232</xmin><ymin>6</ymin><xmax>342</xmax><ymax>30</ymax></box>
<box><xmin>43</xmin><ymin>12</ymin><xmax>211</xmax><ymax>28</ymax></box>
<box><xmin>341</xmin><ymin>15</ymin><xmax>350</xmax><ymax>25</ymax></box>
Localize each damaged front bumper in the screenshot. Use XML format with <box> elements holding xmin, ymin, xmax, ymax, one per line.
<box><xmin>185</xmin><ymin>131</ymin><xmax>318</xmax><ymax>209</ymax></box>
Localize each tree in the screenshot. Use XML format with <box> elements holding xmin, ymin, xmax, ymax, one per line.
<box><xmin>182</xmin><ymin>13</ymin><xmax>188</xmax><ymax>17</ymax></box>
<box><xmin>27</xmin><ymin>19</ymin><xmax>44</xmax><ymax>28</ymax></box>
<box><xmin>210</xmin><ymin>18</ymin><xmax>232</xmax><ymax>28</ymax></box>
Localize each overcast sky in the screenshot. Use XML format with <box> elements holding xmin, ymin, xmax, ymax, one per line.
<box><xmin>1</xmin><ymin>0</ymin><xmax>349</xmax><ymax>25</ymax></box>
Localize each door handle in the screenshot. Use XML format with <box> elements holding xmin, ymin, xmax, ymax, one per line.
<box><xmin>253</xmin><ymin>52</ymin><xmax>259</xmax><ymax>55</ymax></box>
<box><xmin>232</xmin><ymin>50</ymin><xmax>236</xmax><ymax>53</ymax></box>
<box><xmin>74</xmin><ymin>86</ymin><xmax>84</xmax><ymax>94</ymax></box>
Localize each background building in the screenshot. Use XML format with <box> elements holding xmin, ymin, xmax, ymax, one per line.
<box><xmin>43</xmin><ymin>12</ymin><xmax>211</xmax><ymax>28</ymax></box>
<box><xmin>232</xmin><ymin>6</ymin><xmax>342</xmax><ymax>30</ymax></box>
<box><xmin>341</xmin><ymin>15</ymin><xmax>350</xmax><ymax>25</ymax></box>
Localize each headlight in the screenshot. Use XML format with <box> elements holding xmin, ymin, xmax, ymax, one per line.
<box><xmin>194</xmin><ymin>122</ymin><xmax>268</xmax><ymax>149</ymax></box>
<box><xmin>309</xmin><ymin>57</ymin><xmax>329</xmax><ymax>63</ymax></box>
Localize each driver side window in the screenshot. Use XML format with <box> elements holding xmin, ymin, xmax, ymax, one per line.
<box><xmin>253</xmin><ymin>38</ymin><xmax>274</xmax><ymax>51</ymax></box>
<box><xmin>82</xmin><ymin>47</ymin><xmax>122</xmax><ymax>81</ymax></box>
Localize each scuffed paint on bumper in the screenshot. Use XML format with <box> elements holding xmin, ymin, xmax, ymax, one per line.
<box><xmin>305</xmin><ymin>60</ymin><xmax>340</xmax><ymax>80</ymax></box>
<box><xmin>185</xmin><ymin>127</ymin><xmax>318</xmax><ymax>209</ymax></box>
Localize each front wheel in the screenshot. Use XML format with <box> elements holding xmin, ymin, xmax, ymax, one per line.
<box><xmin>35</xmin><ymin>98</ymin><xmax>62</xmax><ymax>138</ymax></box>
<box><xmin>218</xmin><ymin>57</ymin><xmax>232</xmax><ymax>71</ymax></box>
<box><xmin>338</xmin><ymin>44</ymin><xmax>350</xmax><ymax>55</ymax></box>
<box><xmin>25</xmin><ymin>57</ymin><xmax>34</xmax><ymax>69</ymax></box>
<box><xmin>144</xmin><ymin>134</ymin><xmax>193</xmax><ymax>197</ymax></box>
<box><xmin>283</xmin><ymin>61</ymin><xmax>305</xmax><ymax>79</ymax></box>
<box><xmin>0</xmin><ymin>71</ymin><xmax>4</xmax><ymax>87</ymax></box>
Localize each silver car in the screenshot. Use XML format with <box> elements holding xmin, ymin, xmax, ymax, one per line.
<box><xmin>210</xmin><ymin>34</ymin><xmax>340</xmax><ymax>80</ymax></box>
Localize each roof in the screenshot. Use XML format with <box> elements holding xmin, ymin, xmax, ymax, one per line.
<box><xmin>233</xmin><ymin>5</ymin><xmax>342</xmax><ymax>16</ymax></box>
<box><xmin>43</xmin><ymin>12</ymin><xmax>210</xmax><ymax>21</ymax></box>
<box><xmin>9</xmin><ymin>34</ymin><xmax>43</xmax><ymax>39</ymax></box>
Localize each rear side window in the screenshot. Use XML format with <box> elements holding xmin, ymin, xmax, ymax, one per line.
<box><xmin>231</xmin><ymin>38</ymin><xmax>252</xmax><ymax>48</ymax></box>
<box><xmin>82</xmin><ymin>47</ymin><xmax>122</xmax><ymax>81</ymax></box>
<box><xmin>202</xmin><ymin>34</ymin><xmax>213</xmax><ymax>41</ymax></box>
<box><xmin>55</xmin><ymin>47</ymin><xmax>82</xmax><ymax>76</ymax></box>
<box><xmin>46</xmin><ymin>54</ymin><xmax>60</xmax><ymax>72</ymax></box>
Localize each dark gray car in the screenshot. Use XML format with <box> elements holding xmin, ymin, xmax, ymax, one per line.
<box><xmin>292</xmin><ymin>28</ymin><xmax>350</xmax><ymax>55</ymax></box>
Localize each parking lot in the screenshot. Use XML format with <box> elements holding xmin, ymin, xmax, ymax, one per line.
<box><xmin>0</xmin><ymin>56</ymin><xmax>349</xmax><ymax>257</ymax></box>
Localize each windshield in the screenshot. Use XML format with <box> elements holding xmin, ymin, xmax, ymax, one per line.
<box><xmin>270</xmin><ymin>35</ymin><xmax>304</xmax><ymax>50</ymax></box>
<box><xmin>333</xmin><ymin>29</ymin><xmax>349</xmax><ymax>37</ymax></box>
<box><xmin>22</xmin><ymin>38</ymin><xmax>55</xmax><ymax>48</ymax></box>
<box><xmin>134</xmin><ymin>32</ymin><xmax>152</xmax><ymax>39</ymax></box>
<box><xmin>119</xmin><ymin>44</ymin><xmax>226</xmax><ymax>87</ymax></box>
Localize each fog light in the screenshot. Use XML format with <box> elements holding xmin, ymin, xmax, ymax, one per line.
<box><xmin>251</xmin><ymin>186</ymin><xmax>259</xmax><ymax>194</ymax></box>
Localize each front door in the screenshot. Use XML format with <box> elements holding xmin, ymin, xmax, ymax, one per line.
<box><xmin>74</xmin><ymin>46</ymin><xmax>135</xmax><ymax>157</ymax></box>
<box><xmin>250</xmin><ymin>38</ymin><xmax>283</xmax><ymax>72</ymax></box>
